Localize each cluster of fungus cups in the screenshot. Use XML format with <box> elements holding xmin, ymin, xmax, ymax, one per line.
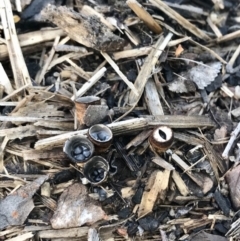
<box><xmin>63</xmin><ymin>124</ymin><xmax>113</xmax><ymax>184</ymax></box>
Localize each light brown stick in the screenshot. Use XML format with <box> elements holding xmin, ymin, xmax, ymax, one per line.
<box><xmin>128</xmin><ymin>33</ymin><xmax>173</xmax><ymax>105</ymax></box>
<box><xmin>127</xmin><ymin>0</ymin><xmax>162</xmax><ymax>34</ymax></box>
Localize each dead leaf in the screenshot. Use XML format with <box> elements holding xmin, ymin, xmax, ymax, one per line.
<box><xmin>175</xmin><ymin>44</ymin><xmax>184</xmax><ymax>57</ymax></box>
<box><xmin>214</xmin><ymin>126</ymin><xmax>227</xmax><ymax>141</ymax></box>
<box><xmin>0</xmin><ymin>175</ymin><xmax>48</xmax><ymax>230</ymax></box>
<box><xmin>189</xmin><ymin>62</ymin><xmax>222</xmax><ymax>89</ymax></box>
<box><xmin>51</xmin><ymin>183</ymin><xmax>107</xmax><ymax>228</ymax></box>
<box><xmin>168</xmin><ymin>79</ymin><xmax>196</xmax><ymax>93</ymax></box>
<box><xmin>190</xmin><ymin>230</ymin><xmax>227</xmax><ymax>241</ymax></box>
<box><xmin>225</xmin><ymin>165</ymin><xmax>240</xmax><ymax>209</ymax></box>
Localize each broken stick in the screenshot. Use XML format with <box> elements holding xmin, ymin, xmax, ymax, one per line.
<box><xmin>127</xmin><ymin>0</ymin><xmax>162</xmax><ymax>34</ymax></box>
<box><xmin>128</xmin><ymin>32</ymin><xmax>173</xmax><ymax>106</ymax></box>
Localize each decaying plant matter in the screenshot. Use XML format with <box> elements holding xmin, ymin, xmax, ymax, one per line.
<box><xmin>0</xmin><ymin>0</ymin><xmax>240</xmax><ymax>240</ymax></box>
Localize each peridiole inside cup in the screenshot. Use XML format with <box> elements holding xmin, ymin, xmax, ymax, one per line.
<box><xmin>63</xmin><ymin>135</ymin><xmax>95</xmax><ymax>164</ymax></box>
<box><xmin>88</xmin><ymin>124</ymin><xmax>113</xmax><ymax>153</ymax></box>
<box><xmin>83</xmin><ymin>156</ymin><xmax>110</xmax><ymax>185</ymax></box>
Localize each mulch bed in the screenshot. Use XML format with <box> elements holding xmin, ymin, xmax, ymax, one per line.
<box><xmin>0</xmin><ymin>0</ymin><xmax>240</xmax><ymax>240</ymax></box>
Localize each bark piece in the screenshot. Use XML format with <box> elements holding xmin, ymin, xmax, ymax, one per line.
<box><xmin>226</xmin><ymin>165</ymin><xmax>240</xmax><ymax>209</ymax></box>
<box><xmin>0</xmin><ymin>175</ymin><xmax>48</xmax><ymax>230</ymax></box>
<box><xmin>138</xmin><ymin>170</ymin><xmax>170</xmax><ymax>218</ymax></box>
<box><xmin>40</xmin><ymin>5</ymin><xmax>124</xmax><ymax>51</ymax></box>
<box><xmin>50</xmin><ymin>183</ymin><xmax>107</xmax><ymax>229</ymax></box>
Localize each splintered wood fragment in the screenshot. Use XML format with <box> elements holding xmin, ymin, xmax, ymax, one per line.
<box><xmin>36</xmin><ymin>36</ymin><xmax>60</xmax><ymax>84</ymax></box>
<box><xmin>35</xmin><ymin>118</ymin><xmax>148</xmax><ymax>150</ymax></box>
<box><xmin>0</xmin><ymin>63</ymin><xmax>13</xmax><ymax>94</ymax></box>
<box><xmin>0</xmin><ymin>0</ymin><xmax>32</xmax><ymax>88</ymax></box>
<box><xmin>226</xmin><ymin>44</ymin><xmax>240</xmax><ymax>73</ymax></box>
<box><xmin>167</xmin><ymin>149</ymin><xmax>213</xmax><ymax>193</ymax></box>
<box><xmin>125</xmin><ymin>129</ymin><xmax>152</xmax><ymax>150</ymax></box>
<box><xmin>138</xmin><ymin>170</ymin><xmax>170</xmax><ymax>218</ymax></box>
<box><xmin>216</xmin><ymin>30</ymin><xmax>240</xmax><ymax>43</ymax></box>
<box><xmin>40</xmin><ymin>5</ymin><xmax>124</xmax><ymax>51</ymax></box>
<box><xmin>0</xmin><ymin>116</ymin><xmax>73</xmax><ymax>122</ymax></box>
<box><xmin>71</xmin><ymin>67</ymin><xmax>107</xmax><ymax>101</ymax></box>
<box><xmin>144</xmin><ymin>78</ymin><xmax>164</xmax><ymax>115</ymax></box>
<box><xmin>65</xmin><ymin>58</ymin><xmax>91</xmax><ymax>81</ymax></box>
<box><xmin>54</xmin><ymin>45</ymin><xmax>87</xmax><ymax>53</ymax></box>
<box><xmin>207</xmin><ymin>16</ymin><xmax>222</xmax><ymax>38</ymax></box>
<box><xmin>48</xmin><ymin>52</ymin><xmax>93</xmax><ymax>70</ymax></box>
<box><xmin>144</xmin><ymin>115</ymin><xmax>215</xmax><ymax>128</ymax></box>
<box><xmin>112</xmin><ymin>37</ymin><xmax>189</xmax><ymax>60</ymax></box>
<box><xmin>172</xmin><ymin>170</ymin><xmax>189</xmax><ymax>196</ymax></box>
<box><xmin>128</xmin><ymin>33</ymin><xmax>173</xmax><ymax>105</ymax></box>
<box><xmin>38</xmin><ymin>227</ymin><xmax>88</xmax><ymax>239</ymax></box>
<box><xmin>150</xmin><ymin>0</ymin><xmax>210</xmax><ymax>40</ymax></box>
<box><xmin>113</xmin><ymin>46</ymin><xmax>152</xmax><ymax>60</ymax></box>
<box><xmin>5</xmin><ymin>232</ymin><xmax>34</xmax><ymax>241</ymax></box>
<box><xmin>101</xmin><ymin>52</ymin><xmax>139</xmax><ymax>96</ymax></box>
<box><xmin>0</xmin><ymin>84</ymin><xmax>30</xmax><ymax>102</ymax></box>
<box><xmin>203</xmin><ymin>141</ymin><xmax>226</xmax><ymax>179</ymax></box>
<box><xmin>222</xmin><ymin>122</ymin><xmax>240</xmax><ymax>159</ymax></box>
<box><xmin>0</xmin><ymin>28</ymin><xmax>66</xmax><ymax>61</ymax></box>
<box><xmin>127</xmin><ymin>0</ymin><xmax>162</xmax><ymax>34</ymax></box>
<box><xmin>152</xmin><ymin>155</ymin><xmax>175</xmax><ymax>170</ymax></box>
<box><xmin>34</xmin><ymin>121</ymin><xmax>74</xmax><ymax>130</ymax></box>
<box><xmin>22</xmin><ymin>149</ymin><xmax>66</xmax><ymax>161</ymax></box>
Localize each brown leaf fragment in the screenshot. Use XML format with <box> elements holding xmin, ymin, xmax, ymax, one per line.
<box><xmin>168</xmin><ymin>79</ymin><xmax>196</xmax><ymax>93</ymax></box>
<box><xmin>175</xmin><ymin>44</ymin><xmax>184</xmax><ymax>57</ymax></box>
<box><xmin>50</xmin><ymin>183</ymin><xmax>107</xmax><ymax>229</ymax></box>
<box><xmin>190</xmin><ymin>231</ymin><xmax>227</xmax><ymax>241</ymax></box>
<box><xmin>225</xmin><ymin>165</ymin><xmax>240</xmax><ymax>209</ymax></box>
<box><xmin>214</xmin><ymin>126</ymin><xmax>227</xmax><ymax>141</ymax></box>
<box><xmin>0</xmin><ymin>175</ymin><xmax>48</xmax><ymax>230</ymax></box>
<box><xmin>189</xmin><ymin>62</ymin><xmax>222</xmax><ymax>89</ymax></box>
